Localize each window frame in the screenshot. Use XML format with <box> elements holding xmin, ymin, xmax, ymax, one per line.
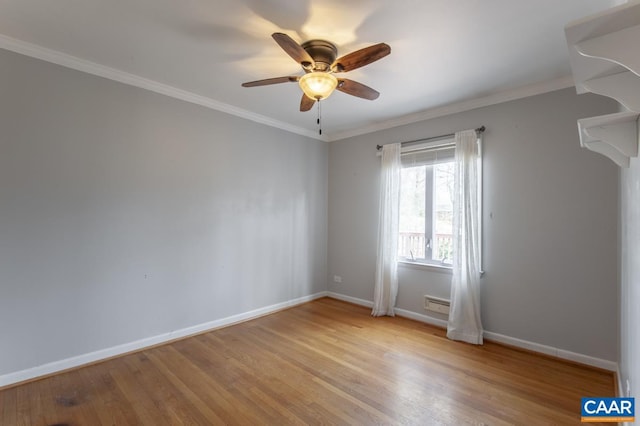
<box><xmin>394</xmin><ymin>136</ymin><xmax>483</xmax><ymax>272</ymax></box>
<box><xmin>398</xmin><ymin>160</ymin><xmax>455</xmax><ymax>268</ymax></box>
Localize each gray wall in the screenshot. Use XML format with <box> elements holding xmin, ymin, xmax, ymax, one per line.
<box><xmin>0</xmin><ymin>43</ymin><xmax>625</xmax><ymax>379</ymax></box>
<box><xmin>620</xmin><ymin>155</ymin><xmax>639</xmax><ymax>397</ymax></box>
<box><xmin>0</xmin><ymin>49</ymin><xmax>328</xmax><ymax>376</ymax></box>
<box><xmin>328</xmin><ymin>88</ymin><xmax>619</xmax><ymax>361</ymax></box>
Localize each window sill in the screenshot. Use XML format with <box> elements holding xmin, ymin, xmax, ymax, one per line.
<box><xmin>398</xmin><ymin>261</ymin><xmax>486</xmax><ymax>277</ymax></box>
<box><xmin>398</xmin><ymin>260</ymin><xmax>453</xmax><ymax>274</ymax></box>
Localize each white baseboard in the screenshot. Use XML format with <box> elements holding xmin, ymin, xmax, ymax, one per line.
<box><xmin>394</xmin><ymin>307</ymin><xmax>449</xmax><ymax>329</ymax></box>
<box><xmin>2</xmin><ymin>290</ymin><xmax>617</xmax><ymax>388</ymax></box>
<box><xmin>0</xmin><ymin>291</ymin><xmax>328</xmax><ymax>388</ymax></box>
<box><xmin>617</xmin><ymin>366</ymin><xmax>625</xmax><ymax>397</ymax></box>
<box><xmin>326</xmin><ymin>292</ymin><xmax>449</xmax><ymax>329</ymax></box>
<box><xmin>326</xmin><ymin>291</ymin><xmax>373</xmax><ymax>308</ymax></box>
<box><xmin>483</xmin><ymin>331</ymin><xmax>617</xmax><ymax>372</ymax></box>
<box><xmin>326</xmin><ymin>292</ymin><xmax>617</xmax><ymax>372</ymax></box>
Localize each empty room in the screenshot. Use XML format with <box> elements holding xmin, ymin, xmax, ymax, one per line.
<box><xmin>1</xmin><ymin>0</ymin><xmax>638</xmax><ymax>424</ymax></box>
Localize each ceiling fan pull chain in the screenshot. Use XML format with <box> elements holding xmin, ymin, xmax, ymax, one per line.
<box><xmin>317</xmin><ymin>100</ymin><xmax>322</xmax><ymax>135</ymax></box>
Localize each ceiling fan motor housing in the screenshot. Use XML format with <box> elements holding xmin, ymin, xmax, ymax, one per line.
<box><xmin>301</xmin><ymin>40</ymin><xmax>337</xmax><ymax>72</ymax></box>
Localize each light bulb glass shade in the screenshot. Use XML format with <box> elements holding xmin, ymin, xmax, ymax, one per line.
<box><xmin>298</xmin><ymin>72</ymin><xmax>338</xmax><ymax>100</ymax></box>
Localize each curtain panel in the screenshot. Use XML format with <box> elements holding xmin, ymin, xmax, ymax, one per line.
<box><xmin>372</xmin><ymin>143</ymin><xmax>401</xmax><ymax>317</ymax></box>
<box><xmin>447</xmin><ymin>129</ymin><xmax>484</xmax><ymax>344</ymax></box>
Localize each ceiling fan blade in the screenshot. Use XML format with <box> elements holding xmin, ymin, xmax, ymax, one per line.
<box><xmin>300</xmin><ymin>94</ymin><xmax>316</xmax><ymax>112</ymax></box>
<box><xmin>331</xmin><ymin>43</ymin><xmax>391</xmax><ymax>73</ymax></box>
<box><xmin>272</xmin><ymin>33</ymin><xmax>315</xmax><ymax>68</ymax></box>
<box><xmin>241</xmin><ymin>76</ymin><xmax>299</xmax><ymax>87</ymax></box>
<box><xmin>337</xmin><ymin>79</ymin><xmax>380</xmax><ymax>100</ymax></box>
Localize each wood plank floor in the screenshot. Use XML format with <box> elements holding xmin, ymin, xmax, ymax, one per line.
<box><xmin>1</xmin><ymin>297</ymin><xmax>615</xmax><ymax>425</ymax></box>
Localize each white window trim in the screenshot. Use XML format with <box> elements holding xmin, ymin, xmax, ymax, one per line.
<box><xmin>398</xmin><ymin>259</ymin><xmax>453</xmax><ymax>274</ymax></box>
<box><xmin>376</xmin><ymin>136</ymin><xmax>455</xmax><ymax>158</ymax></box>
<box><xmin>391</xmin><ymin>134</ymin><xmax>484</xmax><ymax>274</ymax></box>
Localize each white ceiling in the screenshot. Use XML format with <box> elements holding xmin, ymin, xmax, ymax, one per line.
<box><xmin>0</xmin><ymin>0</ymin><xmax>624</xmax><ymax>140</ymax></box>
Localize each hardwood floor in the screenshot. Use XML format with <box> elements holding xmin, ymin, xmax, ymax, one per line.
<box><xmin>1</xmin><ymin>297</ymin><xmax>615</xmax><ymax>425</ymax></box>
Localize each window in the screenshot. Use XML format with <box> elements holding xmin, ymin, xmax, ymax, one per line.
<box><xmin>398</xmin><ymin>140</ymin><xmax>456</xmax><ymax>267</ymax></box>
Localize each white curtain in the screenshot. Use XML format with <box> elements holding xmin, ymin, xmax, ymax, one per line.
<box><xmin>372</xmin><ymin>143</ymin><xmax>401</xmax><ymax>317</ymax></box>
<box><xmin>447</xmin><ymin>129</ymin><xmax>484</xmax><ymax>344</ymax></box>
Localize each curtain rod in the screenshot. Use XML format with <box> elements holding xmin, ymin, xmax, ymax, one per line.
<box><xmin>376</xmin><ymin>126</ymin><xmax>485</xmax><ymax>151</ymax></box>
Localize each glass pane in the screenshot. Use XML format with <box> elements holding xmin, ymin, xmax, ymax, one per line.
<box><xmin>432</xmin><ymin>162</ymin><xmax>454</xmax><ymax>263</ymax></box>
<box><xmin>398</xmin><ymin>166</ymin><xmax>425</xmax><ymax>259</ymax></box>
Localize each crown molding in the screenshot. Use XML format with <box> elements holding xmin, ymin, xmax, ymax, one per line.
<box><xmin>326</xmin><ymin>76</ymin><xmax>576</xmax><ymax>142</ymax></box>
<box><xmin>0</xmin><ymin>33</ymin><xmax>575</xmax><ymax>144</ymax></box>
<box><xmin>0</xmin><ymin>34</ymin><xmax>324</xmax><ymax>141</ymax></box>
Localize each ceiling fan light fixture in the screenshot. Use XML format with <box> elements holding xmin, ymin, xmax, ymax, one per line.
<box><xmin>298</xmin><ymin>72</ymin><xmax>338</xmax><ymax>100</ymax></box>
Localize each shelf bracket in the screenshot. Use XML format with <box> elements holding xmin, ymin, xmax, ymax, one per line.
<box><xmin>580</xmin><ymin>141</ymin><xmax>630</xmax><ymax>168</ymax></box>
<box><xmin>575</xmin><ymin>25</ymin><xmax>640</xmax><ymax>77</ymax></box>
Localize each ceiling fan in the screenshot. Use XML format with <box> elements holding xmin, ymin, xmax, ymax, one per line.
<box><xmin>242</xmin><ymin>33</ymin><xmax>391</xmax><ymax>112</ymax></box>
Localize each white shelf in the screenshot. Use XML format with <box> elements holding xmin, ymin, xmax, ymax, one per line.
<box><xmin>578</xmin><ymin>112</ymin><xmax>639</xmax><ymax>168</ymax></box>
<box><xmin>575</xmin><ymin>25</ymin><xmax>640</xmax><ymax>78</ymax></box>
<box><xmin>581</xmin><ymin>71</ymin><xmax>640</xmax><ymax>112</ymax></box>
<box><xmin>565</xmin><ymin>2</ymin><xmax>640</xmax><ymax>95</ymax></box>
<box><xmin>565</xmin><ymin>1</ymin><xmax>640</xmax><ymax>168</ymax></box>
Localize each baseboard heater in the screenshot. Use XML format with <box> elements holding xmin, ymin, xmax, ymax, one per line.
<box><xmin>424</xmin><ymin>296</ymin><xmax>450</xmax><ymax>315</ymax></box>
